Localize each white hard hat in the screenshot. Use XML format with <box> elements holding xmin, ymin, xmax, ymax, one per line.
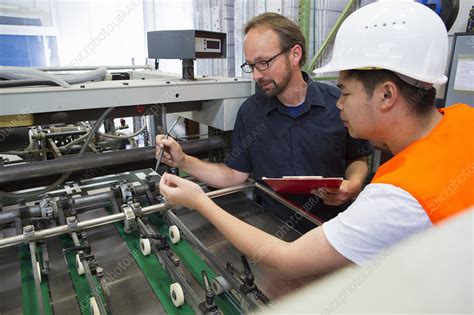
<box><xmin>314</xmin><ymin>0</ymin><xmax>449</xmax><ymax>86</ymax></box>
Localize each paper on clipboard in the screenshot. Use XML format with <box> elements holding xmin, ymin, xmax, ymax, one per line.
<box><xmin>262</xmin><ymin>176</ymin><xmax>343</xmax><ymax>194</ymax></box>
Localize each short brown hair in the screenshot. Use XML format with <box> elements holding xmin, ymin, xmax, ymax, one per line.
<box><xmin>344</xmin><ymin>70</ymin><xmax>437</xmax><ymax>116</ymax></box>
<box><xmin>244</xmin><ymin>12</ymin><xmax>306</xmax><ymax>67</ymax></box>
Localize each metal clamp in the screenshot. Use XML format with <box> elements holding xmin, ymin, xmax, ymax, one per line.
<box><xmin>23</xmin><ymin>225</ymin><xmax>35</xmax><ymax>239</ymax></box>
<box><xmin>121</xmin><ymin>204</ymin><xmax>136</xmax><ymax>233</ymax></box>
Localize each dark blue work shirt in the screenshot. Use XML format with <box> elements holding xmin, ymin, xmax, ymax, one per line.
<box><xmin>225</xmin><ymin>72</ymin><xmax>373</xmax><ymax>227</ymax></box>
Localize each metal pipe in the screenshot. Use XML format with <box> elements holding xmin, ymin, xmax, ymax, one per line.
<box><xmin>73</xmin><ymin>192</ymin><xmax>114</xmax><ymax>208</ymax></box>
<box><xmin>73</xmin><ymin>184</ymin><xmax>149</xmax><ymax>209</ymax></box>
<box><xmin>0</xmin><ymin>136</ymin><xmax>228</xmax><ymax>184</ymax></box>
<box><xmin>0</xmin><ymin>182</ymin><xmax>253</xmax><ymax>248</ymax></box>
<box><xmin>254</xmin><ymin>182</ymin><xmax>323</xmax><ymax>226</ymax></box>
<box><xmin>44</xmin><ymin>130</ymin><xmax>87</xmax><ymax>138</ymax></box>
<box><xmin>28</xmin><ymin>240</ymin><xmax>45</xmax><ymax>315</ymax></box>
<box><xmin>0</xmin><ymin>211</ymin><xmax>18</xmax><ymax>224</ymax></box>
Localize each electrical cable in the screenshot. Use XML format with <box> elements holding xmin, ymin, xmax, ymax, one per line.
<box><xmin>0</xmin><ymin>107</ymin><xmax>114</xmax><ymax>202</ymax></box>
<box><xmin>96</xmin><ymin>124</ymin><xmax>147</xmax><ymax>140</ymax></box>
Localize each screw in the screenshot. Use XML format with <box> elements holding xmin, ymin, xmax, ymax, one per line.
<box><xmin>23</xmin><ymin>225</ymin><xmax>34</xmax><ymax>233</ymax></box>
<box><xmin>67</xmin><ymin>216</ymin><xmax>77</xmax><ymax>224</ymax></box>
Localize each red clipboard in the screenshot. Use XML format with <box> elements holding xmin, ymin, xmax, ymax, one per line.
<box><xmin>262</xmin><ymin>176</ymin><xmax>343</xmax><ymax>194</ymax></box>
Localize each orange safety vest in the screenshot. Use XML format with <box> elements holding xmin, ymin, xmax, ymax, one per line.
<box><xmin>371</xmin><ymin>104</ymin><xmax>474</xmax><ymax>224</ymax></box>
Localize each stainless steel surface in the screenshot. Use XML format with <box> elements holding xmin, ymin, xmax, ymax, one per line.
<box><xmin>178</xmin><ymin>97</ymin><xmax>249</xmax><ymax>131</ymax></box>
<box><xmin>255</xmin><ymin>182</ymin><xmax>323</xmax><ymax>226</ymax></box>
<box><xmin>46</xmin><ymin>237</ymin><xmax>81</xmax><ymax>315</ymax></box>
<box><xmin>175</xmin><ymin>192</ymin><xmax>313</xmax><ymax>300</ymax></box>
<box><xmin>0</xmin><ymin>246</ymin><xmax>23</xmax><ymax>314</ymax></box>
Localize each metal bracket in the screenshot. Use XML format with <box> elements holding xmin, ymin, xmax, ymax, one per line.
<box><xmin>121</xmin><ymin>204</ymin><xmax>136</xmax><ymax>233</ymax></box>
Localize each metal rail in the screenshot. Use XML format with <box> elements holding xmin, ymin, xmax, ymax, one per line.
<box><xmin>254</xmin><ymin>182</ymin><xmax>323</xmax><ymax>226</ymax></box>
<box><xmin>166</xmin><ymin>210</ymin><xmax>262</xmax><ymax>312</ymax></box>
<box><xmin>0</xmin><ymin>182</ymin><xmax>254</xmax><ymax>248</ymax></box>
<box><xmin>35</xmin><ymin>65</ymin><xmax>153</xmax><ymax>71</ymax></box>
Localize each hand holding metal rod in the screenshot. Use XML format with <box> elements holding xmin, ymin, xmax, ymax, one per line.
<box><xmin>155</xmin><ymin>116</ymin><xmax>181</xmax><ymax>172</ymax></box>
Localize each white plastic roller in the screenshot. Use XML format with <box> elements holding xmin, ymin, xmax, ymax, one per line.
<box><xmin>170</xmin><ymin>282</ymin><xmax>185</xmax><ymax>307</ymax></box>
<box><xmin>169</xmin><ymin>225</ymin><xmax>181</xmax><ymax>244</ymax></box>
<box><xmin>90</xmin><ymin>297</ymin><xmax>100</xmax><ymax>315</ymax></box>
<box><xmin>76</xmin><ymin>254</ymin><xmax>85</xmax><ymax>275</ymax></box>
<box><xmin>211</xmin><ymin>275</ymin><xmax>231</xmax><ymax>295</ymax></box>
<box><xmin>140</xmin><ymin>238</ymin><xmax>151</xmax><ymax>256</ymax></box>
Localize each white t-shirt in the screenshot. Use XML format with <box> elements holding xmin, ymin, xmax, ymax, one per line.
<box><xmin>323</xmin><ymin>183</ymin><xmax>433</xmax><ymax>265</ymax></box>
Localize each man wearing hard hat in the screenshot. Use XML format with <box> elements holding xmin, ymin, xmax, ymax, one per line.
<box><xmin>159</xmin><ymin>0</ymin><xmax>474</xmax><ymax>277</ymax></box>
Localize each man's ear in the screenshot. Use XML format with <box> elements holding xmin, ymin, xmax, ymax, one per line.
<box><xmin>290</xmin><ymin>45</ymin><xmax>302</xmax><ymax>66</ymax></box>
<box><xmin>377</xmin><ymin>81</ymin><xmax>398</xmax><ymax>111</ymax></box>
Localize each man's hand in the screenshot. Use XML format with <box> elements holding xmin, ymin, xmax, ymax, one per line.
<box><xmin>311</xmin><ymin>179</ymin><xmax>361</xmax><ymax>206</ymax></box>
<box><xmin>159</xmin><ymin>173</ymin><xmax>209</xmax><ymax>210</ymax></box>
<box><xmin>155</xmin><ymin>135</ymin><xmax>186</xmax><ymax>168</ymax></box>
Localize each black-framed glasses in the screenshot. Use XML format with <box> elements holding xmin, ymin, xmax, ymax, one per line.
<box><xmin>240</xmin><ymin>48</ymin><xmax>289</xmax><ymax>73</ymax></box>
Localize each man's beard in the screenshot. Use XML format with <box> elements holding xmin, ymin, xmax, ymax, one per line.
<box><xmin>258</xmin><ymin>64</ymin><xmax>292</xmax><ymax>97</ymax></box>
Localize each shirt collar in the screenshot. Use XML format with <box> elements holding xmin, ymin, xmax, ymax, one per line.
<box><xmin>263</xmin><ymin>71</ymin><xmax>331</xmax><ymax>116</ymax></box>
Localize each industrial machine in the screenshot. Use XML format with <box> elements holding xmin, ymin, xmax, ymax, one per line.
<box><xmin>0</xmin><ymin>60</ymin><xmax>321</xmax><ymax>314</ymax></box>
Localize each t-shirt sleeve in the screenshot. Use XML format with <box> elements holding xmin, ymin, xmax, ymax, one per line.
<box><xmin>345</xmin><ymin>132</ymin><xmax>373</xmax><ymax>161</ymax></box>
<box><xmin>323</xmin><ymin>183</ymin><xmax>433</xmax><ymax>265</ymax></box>
<box><xmin>224</xmin><ymin>106</ymin><xmax>254</xmax><ymax>173</ymax></box>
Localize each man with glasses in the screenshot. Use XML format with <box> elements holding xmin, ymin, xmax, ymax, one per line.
<box><xmin>156</xmin><ymin>12</ymin><xmax>372</xmax><ymax>231</ymax></box>
<box><xmin>159</xmin><ymin>1</ymin><xmax>473</xmax><ymax>280</ymax></box>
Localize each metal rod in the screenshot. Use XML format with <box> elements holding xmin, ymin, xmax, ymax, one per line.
<box><xmin>0</xmin><ymin>182</ymin><xmax>254</xmax><ymax>248</ymax></box>
<box><xmin>82</xmin><ymin>256</ymin><xmax>108</xmax><ymax>315</ymax></box>
<box><xmin>254</xmin><ymin>182</ymin><xmax>323</xmax><ymax>226</ymax></box>
<box><xmin>29</xmin><ymin>241</ymin><xmax>45</xmax><ymax>315</ymax></box>
<box><xmin>0</xmin><ymin>136</ymin><xmax>228</xmax><ymax>185</ymax></box>
<box><xmin>44</xmin><ymin>130</ymin><xmax>87</xmax><ymax>138</ymax></box>
<box><xmin>73</xmin><ymin>192</ymin><xmax>114</xmax><ymax>209</ymax></box>
<box><xmin>0</xmin><ymin>210</ymin><xmax>18</xmax><ymax>224</ymax></box>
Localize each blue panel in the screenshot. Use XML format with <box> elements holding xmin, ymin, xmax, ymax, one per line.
<box><xmin>416</xmin><ymin>0</ymin><xmax>442</xmax><ymax>15</ymax></box>
<box><xmin>0</xmin><ymin>35</ymin><xmax>46</xmax><ymax>67</ymax></box>
<box><xmin>0</xmin><ymin>16</ymin><xmax>42</xmax><ymax>26</ymax></box>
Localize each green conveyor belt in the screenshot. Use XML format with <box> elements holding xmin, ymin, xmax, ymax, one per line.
<box><xmin>150</xmin><ymin>214</ymin><xmax>241</xmax><ymax>315</ymax></box>
<box><xmin>20</xmin><ymin>245</ymin><xmax>53</xmax><ymax>315</ymax></box>
<box><xmin>60</xmin><ymin>235</ymin><xmax>103</xmax><ymax>315</ymax></box>
<box><xmin>113</xmin><ymin>221</ymin><xmax>195</xmax><ymax>315</ymax></box>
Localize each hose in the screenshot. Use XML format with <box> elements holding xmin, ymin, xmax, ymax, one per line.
<box><xmin>0</xmin><ymin>107</ymin><xmax>114</xmax><ymax>201</ymax></box>
<box><xmin>0</xmin><ymin>66</ymin><xmax>70</xmax><ymax>88</ymax></box>
<box><xmin>57</xmin><ymin>67</ymin><xmax>108</xmax><ymax>84</ymax></box>
<box><xmin>97</xmin><ymin>124</ymin><xmax>147</xmax><ymax>140</ymax></box>
<box><xmin>0</xmin><ymin>67</ymin><xmax>108</xmax><ymax>87</ymax></box>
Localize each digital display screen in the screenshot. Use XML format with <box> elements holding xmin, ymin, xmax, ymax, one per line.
<box><xmin>206</xmin><ymin>40</ymin><xmax>220</xmax><ymax>50</ymax></box>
